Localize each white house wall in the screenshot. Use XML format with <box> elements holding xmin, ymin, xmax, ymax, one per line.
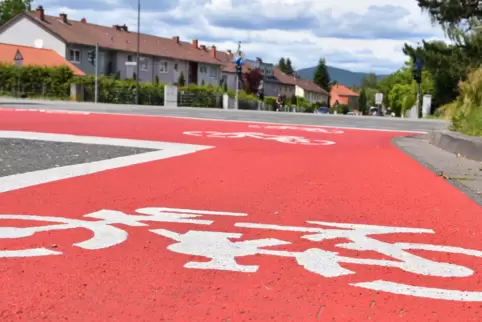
<box><xmin>0</xmin><ymin>16</ymin><xmax>66</xmax><ymax>57</ymax></box>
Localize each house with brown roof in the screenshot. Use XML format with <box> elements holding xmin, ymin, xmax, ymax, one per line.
<box><xmin>0</xmin><ymin>6</ymin><xmax>223</xmax><ymax>86</ymax></box>
<box><xmin>330</xmin><ymin>84</ymin><xmax>359</xmax><ymax>110</ymax></box>
<box><xmin>294</xmin><ymin>79</ymin><xmax>329</xmax><ymax>104</ymax></box>
<box><xmin>0</xmin><ymin>43</ymin><xmax>84</xmax><ymax>76</ymax></box>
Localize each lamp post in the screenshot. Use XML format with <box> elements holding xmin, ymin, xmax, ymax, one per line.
<box><xmin>135</xmin><ymin>0</ymin><xmax>140</xmax><ymax>105</ymax></box>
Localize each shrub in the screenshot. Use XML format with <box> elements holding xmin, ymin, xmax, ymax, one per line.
<box><xmin>448</xmin><ymin>67</ymin><xmax>482</xmax><ymax>136</ymax></box>
<box><xmin>178</xmin><ymin>72</ymin><xmax>185</xmax><ymax>86</ymax></box>
<box><xmin>0</xmin><ymin>63</ymin><xmax>74</xmax><ymax>99</ymax></box>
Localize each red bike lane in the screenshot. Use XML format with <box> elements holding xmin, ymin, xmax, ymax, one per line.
<box><xmin>0</xmin><ymin>110</ymin><xmax>481</xmax><ymax>321</ymax></box>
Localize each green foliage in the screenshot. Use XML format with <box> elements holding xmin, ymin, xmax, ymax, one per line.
<box><xmin>277</xmin><ymin>57</ymin><xmax>294</xmax><ymax>75</ymax></box>
<box><xmin>448</xmin><ymin>67</ymin><xmax>482</xmax><ymax>136</ymax></box>
<box><xmin>278</xmin><ymin>58</ymin><xmax>286</xmax><ymax>73</ymax></box>
<box><xmin>263</xmin><ymin>96</ymin><xmax>277</xmax><ymax>110</ymax></box>
<box><xmin>313</xmin><ymin>58</ymin><xmax>331</xmax><ymax>91</ymax></box>
<box><xmin>358</xmin><ymin>88</ymin><xmax>368</xmax><ymax>114</ymax></box>
<box><xmin>360</xmin><ymin>73</ymin><xmax>378</xmax><ymax>89</ymax></box>
<box><xmin>76</xmin><ymin>75</ymin><xmax>164</xmax><ymax>105</ymax></box>
<box><xmin>334</xmin><ymin>104</ymin><xmax>349</xmax><ymax>114</ymax></box>
<box><xmin>178</xmin><ymin>71</ymin><xmax>185</xmax><ymax>86</ymax></box>
<box><xmin>222</xmin><ymin>80</ymin><xmax>228</xmax><ymax>92</ymax></box>
<box><xmin>0</xmin><ymin>0</ymin><xmax>32</xmax><ymax>25</ymax></box>
<box><xmin>285</xmin><ymin>58</ymin><xmax>294</xmax><ymax>75</ymax></box>
<box><xmin>201</xmin><ymin>79</ymin><xmax>205</xmax><ymax>86</ymax></box>
<box><xmin>154</xmin><ymin>75</ymin><xmax>159</xmax><ymax>85</ymax></box>
<box><xmin>179</xmin><ymin>84</ymin><xmax>223</xmax><ymax>108</ymax></box>
<box><xmin>0</xmin><ymin>63</ymin><xmax>73</xmax><ymax>98</ymax></box>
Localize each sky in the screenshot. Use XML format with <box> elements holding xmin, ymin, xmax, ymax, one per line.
<box><xmin>33</xmin><ymin>0</ymin><xmax>446</xmax><ymax>75</ymax></box>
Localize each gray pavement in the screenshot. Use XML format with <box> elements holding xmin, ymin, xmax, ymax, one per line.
<box><xmin>0</xmin><ymin>138</ymin><xmax>152</xmax><ymax>177</ymax></box>
<box><xmin>0</xmin><ymin>97</ymin><xmax>449</xmax><ymax>133</ymax></box>
<box><xmin>394</xmin><ymin>135</ymin><xmax>482</xmax><ymax>205</ymax></box>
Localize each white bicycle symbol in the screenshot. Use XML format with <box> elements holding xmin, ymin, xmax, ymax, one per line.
<box><xmin>183</xmin><ymin>131</ymin><xmax>335</xmax><ymax>146</ymax></box>
<box><xmin>248</xmin><ymin>125</ymin><xmax>344</xmax><ymax>134</ymax></box>
<box><xmin>2</xmin><ymin>209</ymin><xmax>482</xmax><ymax>302</ymax></box>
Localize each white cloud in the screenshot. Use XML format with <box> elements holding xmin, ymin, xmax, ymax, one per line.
<box><xmin>35</xmin><ymin>0</ymin><xmax>446</xmax><ymax>74</ymax></box>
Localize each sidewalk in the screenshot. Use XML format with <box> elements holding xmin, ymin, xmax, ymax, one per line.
<box><xmin>394</xmin><ymin>134</ymin><xmax>482</xmax><ymax>205</ymax></box>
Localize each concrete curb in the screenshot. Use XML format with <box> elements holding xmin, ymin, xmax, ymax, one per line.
<box><xmin>429</xmin><ymin>131</ymin><xmax>482</xmax><ymax>161</ymax></box>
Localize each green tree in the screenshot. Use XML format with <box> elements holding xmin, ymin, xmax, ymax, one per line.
<box><xmin>360</xmin><ymin>73</ymin><xmax>378</xmax><ymax>88</ymax></box>
<box><xmin>358</xmin><ymin>88</ymin><xmax>368</xmax><ymax>114</ymax></box>
<box><xmin>285</xmin><ymin>58</ymin><xmax>294</xmax><ymax>75</ymax></box>
<box><xmin>0</xmin><ymin>0</ymin><xmax>32</xmax><ymax>25</ymax></box>
<box><xmin>278</xmin><ymin>58</ymin><xmax>287</xmax><ymax>73</ymax></box>
<box><xmin>313</xmin><ymin>58</ymin><xmax>331</xmax><ymax>91</ymax></box>
<box><xmin>178</xmin><ymin>71</ymin><xmax>185</xmax><ymax>86</ymax></box>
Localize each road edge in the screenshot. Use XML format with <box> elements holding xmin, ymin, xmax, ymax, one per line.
<box><xmin>429</xmin><ymin>131</ymin><xmax>482</xmax><ymax>161</ymax></box>
<box><xmin>392</xmin><ymin>134</ymin><xmax>482</xmax><ymax>206</ymax></box>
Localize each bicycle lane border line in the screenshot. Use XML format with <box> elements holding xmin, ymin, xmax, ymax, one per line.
<box><xmin>0</xmin><ymin>106</ymin><xmax>428</xmax><ymax>134</ymax></box>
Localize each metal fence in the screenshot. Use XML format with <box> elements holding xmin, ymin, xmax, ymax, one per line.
<box><xmin>0</xmin><ymin>84</ymin><xmax>70</xmax><ymax>100</ymax></box>
<box><xmin>178</xmin><ymin>90</ymin><xmax>223</xmax><ymax>108</ymax></box>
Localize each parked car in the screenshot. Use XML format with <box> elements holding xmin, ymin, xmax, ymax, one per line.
<box><xmin>315</xmin><ymin>107</ymin><xmax>330</xmax><ymax>114</ymax></box>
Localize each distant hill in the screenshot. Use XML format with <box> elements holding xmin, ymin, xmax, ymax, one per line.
<box><xmin>297</xmin><ymin>65</ymin><xmax>388</xmax><ymax>87</ymax></box>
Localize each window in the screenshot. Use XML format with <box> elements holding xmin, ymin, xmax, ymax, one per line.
<box><xmin>70</xmin><ymin>49</ymin><xmax>80</xmax><ymax>63</ymax></box>
<box><xmin>140</xmin><ymin>57</ymin><xmax>148</xmax><ymax>71</ymax></box>
<box><xmin>200</xmin><ymin>65</ymin><xmax>207</xmax><ymax>74</ymax></box>
<box><xmin>127</xmin><ymin>54</ymin><xmax>133</xmax><ymax>62</ymax></box>
<box><xmin>174</xmin><ymin>63</ymin><xmax>178</xmax><ymax>72</ymax></box>
<box><xmin>210</xmin><ymin>66</ymin><xmax>217</xmax><ymax>78</ymax></box>
<box><xmin>159</xmin><ymin>60</ymin><xmax>168</xmax><ymax>73</ymax></box>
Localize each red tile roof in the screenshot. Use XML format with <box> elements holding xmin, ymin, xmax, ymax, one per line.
<box><xmin>0</xmin><ymin>43</ymin><xmax>85</xmax><ymax>76</ymax></box>
<box><xmin>272</xmin><ymin>67</ymin><xmax>297</xmax><ymax>85</ymax></box>
<box><xmin>22</xmin><ymin>11</ymin><xmax>222</xmax><ymax>65</ymax></box>
<box><xmin>331</xmin><ymin>84</ymin><xmax>359</xmax><ymax>97</ymax></box>
<box><xmin>296</xmin><ymin>79</ymin><xmax>329</xmax><ymax>95</ymax></box>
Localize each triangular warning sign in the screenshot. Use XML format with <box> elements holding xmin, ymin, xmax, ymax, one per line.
<box><xmin>14</xmin><ymin>49</ymin><xmax>23</xmax><ymax>61</ymax></box>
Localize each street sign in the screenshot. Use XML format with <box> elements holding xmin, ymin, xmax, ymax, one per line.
<box><xmin>375</xmin><ymin>93</ymin><xmax>383</xmax><ymax>105</ymax></box>
<box><xmin>14</xmin><ymin>49</ymin><xmax>23</xmax><ymax>66</ymax></box>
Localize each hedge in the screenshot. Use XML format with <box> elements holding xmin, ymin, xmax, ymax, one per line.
<box><xmin>0</xmin><ymin>63</ymin><xmax>74</xmax><ymax>99</ymax></box>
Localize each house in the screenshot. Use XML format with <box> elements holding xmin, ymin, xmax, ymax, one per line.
<box><xmin>294</xmin><ymin>79</ymin><xmax>329</xmax><ymax>104</ymax></box>
<box><xmin>272</xmin><ymin>67</ymin><xmax>297</xmax><ymax>98</ymax></box>
<box><xmin>246</xmin><ymin>58</ymin><xmax>284</xmax><ymax>97</ymax></box>
<box><xmin>0</xmin><ymin>43</ymin><xmax>84</xmax><ymax>76</ymax></box>
<box><xmin>217</xmin><ymin>49</ymin><xmax>251</xmax><ymax>91</ymax></box>
<box><xmin>330</xmin><ymin>84</ymin><xmax>359</xmax><ymax>110</ymax></box>
<box><xmin>0</xmin><ymin>6</ymin><xmax>223</xmax><ymax>86</ymax></box>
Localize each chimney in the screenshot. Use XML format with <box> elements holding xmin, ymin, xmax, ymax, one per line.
<box><xmin>210</xmin><ymin>45</ymin><xmax>216</xmax><ymax>59</ymax></box>
<box><xmin>256</xmin><ymin>57</ymin><xmax>262</xmax><ymax>63</ymax></box>
<box><xmin>200</xmin><ymin>45</ymin><xmax>206</xmax><ymax>50</ymax></box>
<box><xmin>227</xmin><ymin>49</ymin><xmax>232</xmax><ymax>56</ymax></box>
<box><xmin>113</xmin><ymin>24</ymin><xmax>122</xmax><ymax>31</ymax></box>
<box><xmin>122</xmin><ymin>24</ymin><xmax>128</xmax><ymax>32</ymax></box>
<box><xmin>59</xmin><ymin>13</ymin><xmax>67</xmax><ymax>23</ymax></box>
<box><xmin>81</xmin><ymin>18</ymin><xmax>87</xmax><ymax>23</ymax></box>
<box><xmin>35</xmin><ymin>6</ymin><xmax>45</xmax><ymax>21</ymax></box>
<box><xmin>172</xmin><ymin>36</ymin><xmax>179</xmax><ymax>43</ymax></box>
<box><xmin>192</xmin><ymin>39</ymin><xmax>198</xmax><ymax>48</ymax></box>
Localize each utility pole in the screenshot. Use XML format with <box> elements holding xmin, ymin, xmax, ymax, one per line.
<box><xmin>234</xmin><ymin>41</ymin><xmax>242</xmax><ymax>110</ymax></box>
<box><xmin>413</xmin><ymin>58</ymin><xmax>422</xmax><ymax>119</ymax></box>
<box><xmin>135</xmin><ymin>0</ymin><xmax>140</xmax><ymax>105</ymax></box>
<box><xmin>94</xmin><ymin>42</ymin><xmax>99</xmax><ymax>103</ymax></box>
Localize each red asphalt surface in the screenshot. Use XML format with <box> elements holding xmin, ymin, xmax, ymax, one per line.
<box><xmin>0</xmin><ymin>109</ymin><xmax>481</xmax><ymax>321</ymax></box>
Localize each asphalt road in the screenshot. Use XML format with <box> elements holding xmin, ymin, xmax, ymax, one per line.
<box><xmin>0</xmin><ymin>138</ymin><xmax>151</xmax><ymax>177</ymax></box>
<box><xmin>0</xmin><ymin>97</ymin><xmax>449</xmax><ymax>133</ymax></box>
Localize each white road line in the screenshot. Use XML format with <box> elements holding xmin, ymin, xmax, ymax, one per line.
<box><xmin>0</xmin><ymin>131</ymin><xmax>213</xmax><ymax>193</ymax></box>
<box><xmin>0</xmin><ymin>108</ymin><xmax>429</xmax><ymax>134</ymax></box>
